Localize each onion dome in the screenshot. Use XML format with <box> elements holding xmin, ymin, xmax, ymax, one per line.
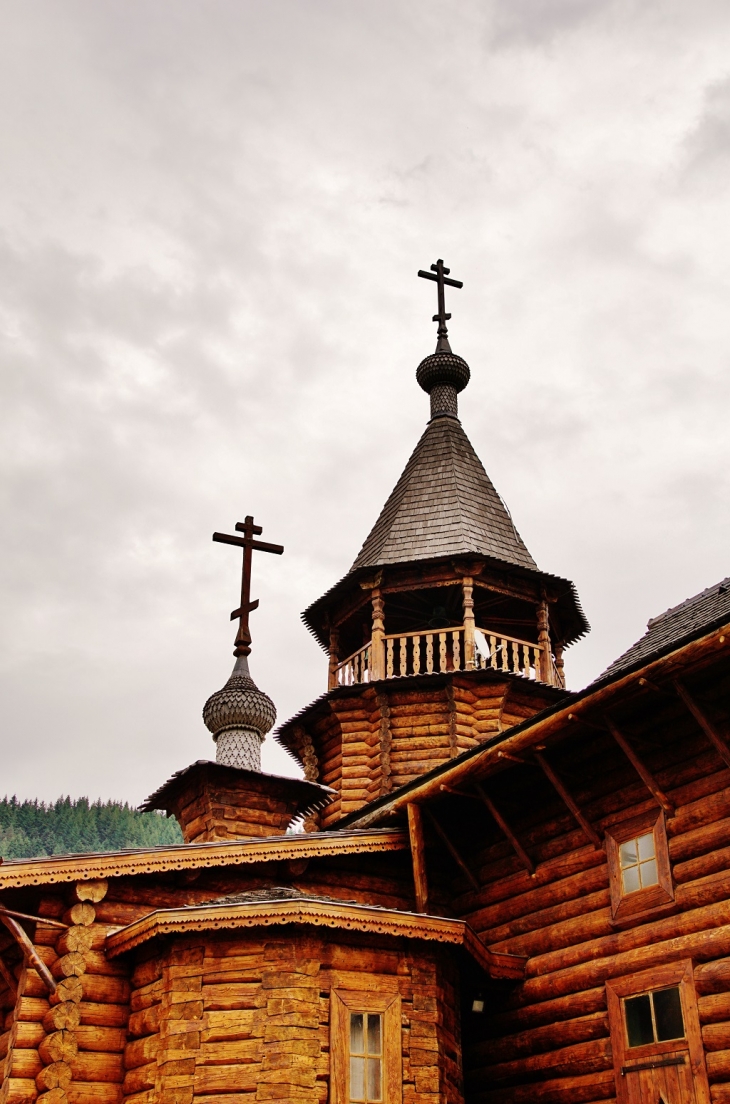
<box><xmin>203</xmin><ymin>654</ymin><xmax>276</xmax><ymax>771</ymax></box>
<box><xmin>416</xmin><ymin>340</ymin><xmax>471</xmax><ymax>420</ymax></box>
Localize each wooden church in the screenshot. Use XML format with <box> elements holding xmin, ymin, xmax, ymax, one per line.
<box><xmin>2</xmin><ymin>261</ymin><xmax>730</xmax><ymax>1104</ymax></box>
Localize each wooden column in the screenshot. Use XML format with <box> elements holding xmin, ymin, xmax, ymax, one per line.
<box><xmin>407</xmin><ymin>804</ymin><xmax>428</xmax><ymax>913</ymax></box>
<box><xmin>537</xmin><ymin>597</ymin><xmax>553</xmax><ymax>685</ymax></box>
<box><xmin>554</xmin><ymin>643</ymin><xmax>565</xmax><ymax>688</ymax></box>
<box><xmin>462</xmin><ymin>576</ymin><xmax>476</xmax><ymax>670</ymax></box>
<box><xmin>371</xmin><ymin>589</ymin><xmax>385</xmax><ymax>681</ymax></box>
<box><xmin>328</xmin><ymin>626</ymin><xmax>340</xmax><ymax>691</ymax></box>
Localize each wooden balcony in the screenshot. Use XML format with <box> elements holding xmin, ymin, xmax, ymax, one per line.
<box><xmin>333</xmin><ymin>626</ymin><xmax>564</xmax><ymax>689</ymax></box>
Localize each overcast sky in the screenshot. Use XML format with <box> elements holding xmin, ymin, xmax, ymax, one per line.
<box><xmin>2</xmin><ymin>0</ymin><xmax>730</xmax><ymax>805</ymax></box>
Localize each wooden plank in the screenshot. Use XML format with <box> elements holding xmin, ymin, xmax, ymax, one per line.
<box><xmin>424</xmin><ymin>808</ymin><xmax>479</xmax><ymax>890</ymax></box>
<box><xmin>674</xmin><ymin>680</ymin><xmax>730</xmax><ymax>770</ymax></box>
<box><xmin>534</xmin><ymin>752</ymin><xmax>602</xmax><ymax>849</ymax></box>
<box><xmin>407</xmin><ymin>804</ymin><xmax>429</xmax><ymax>913</ymax></box>
<box><xmin>473</xmin><ymin>783</ymin><xmax>535</xmax><ymax>875</ymax></box>
<box><xmin>0</xmin><ymin>915</ymin><xmax>56</xmax><ymax>993</ymax></box>
<box><xmin>603</xmin><ymin>717</ymin><xmax>675</xmax><ymax>816</ymax></box>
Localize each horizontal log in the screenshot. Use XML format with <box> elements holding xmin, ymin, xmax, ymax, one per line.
<box><xmin>36</xmin><ymin>1060</ymin><xmax>73</xmax><ymax>1090</ymax></box>
<box><xmin>56</xmin><ymin>928</ymin><xmax>94</xmax><ymax>956</ymax></box>
<box><xmin>66</xmin><ymin>1084</ymin><xmax>122</xmax><ymax>1104</ymax></box>
<box><xmin>75</xmin><ymin>880</ymin><xmax>108</xmax><ymax>904</ymax></box>
<box><xmin>80</xmin><ymin>975</ymin><xmax>130</xmax><ymax>1005</ymax></box>
<box><xmin>469</xmin><ymin>857</ymin><xmax>609</xmax><ymax>934</ymax></box>
<box><xmin>707</xmin><ymin>1049</ymin><xmax>730</xmax><ymax>1082</ymax></box>
<box><xmin>670</xmin><ymin>817</ymin><xmax>730</xmax><ymax>865</ymax></box>
<box><xmin>127</xmin><ymin>1006</ymin><xmax>160</xmax><ymax>1038</ymax></box>
<box><xmin>15</xmin><ymin>997</ymin><xmax>50</xmax><ymax>1023</ymax></box>
<box><xmin>52</xmin><ymin>953</ymin><xmax>86</xmax><ymax>980</ymax></box>
<box><xmin>51</xmin><ymin>977</ymin><xmax>83</xmax><ymax>1005</ymax></box>
<box><xmin>124</xmin><ymin>1034</ymin><xmax>159</xmax><ymax>1070</ymax></box>
<box><xmin>62</xmin><ymin>905</ymin><xmax>95</xmax><ymax>928</ymax></box>
<box><xmin>12</xmin><ymin>1022</ymin><xmax>45</xmax><ymax>1049</ymax></box>
<box><xmin>525</xmin><ymin>899</ymin><xmax>730</xmax><ymax>979</ymax></box>
<box><xmin>3</xmin><ymin>1077</ymin><xmax>39</xmax><ymax>1104</ymax></box>
<box><xmin>700</xmin><ymin>994</ymin><xmax>730</xmax><ymax>1024</ymax></box>
<box><xmin>121</xmin><ymin>1061</ymin><xmax>156</xmax><ymax>1095</ymax></box>
<box><xmin>78</xmin><ymin>1002</ymin><xmax>129</xmax><ymax>1028</ymax></box>
<box><xmin>8</xmin><ymin>1046</ymin><xmax>43</xmax><ymax>1078</ymax></box>
<box><xmin>70</xmin><ymin>1050</ymin><xmax>124</xmax><ymax>1083</ymax></box>
<box><xmin>470</xmin><ymin>1012</ymin><xmax>609</xmax><ymax>1066</ymax></box>
<box><xmin>705</xmin><ymin>1025</ymin><xmax>730</xmax><ymax>1053</ymax></box>
<box><xmin>690</xmin><ymin>958</ymin><xmax>730</xmax><ymax>995</ymax></box>
<box><xmin>712</xmin><ymin>1086</ymin><xmax>730</xmax><ymax>1104</ymax></box>
<box><xmin>131</xmin><ymin>959</ymin><xmax>163</xmax><ymax>990</ymax></box>
<box><xmin>76</xmin><ymin>1025</ymin><xmax>126</xmax><ymax>1053</ymax></box>
<box><xmin>470</xmin><ymin>1036</ymin><xmax>613</xmax><ymax>1085</ymax></box>
<box><xmin>471</xmin><ymin>1069</ymin><xmax>616</xmax><ymax>1104</ymax></box>
<box><xmin>674</xmin><ymin>845</ymin><xmax>730</xmax><ymax>885</ymax></box>
<box><xmin>481</xmin><ymin>890</ymin><xmax>611</xmax><ymax>948</ymax></box>
<box><xmin>193</xmin><ymin>1063</ymin><xmax>263</xmax><ymax>1094</ymax></box>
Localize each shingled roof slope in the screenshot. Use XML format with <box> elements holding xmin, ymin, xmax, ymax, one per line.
<box><xmin>595</xmin><ymin>576</ymin><xmax>730</xmax><ymax>683</ymax></box>
<box><xmin>350</xmin><ymin>415</ymin><xmax>537</xmax><ymax>572</ymax></box>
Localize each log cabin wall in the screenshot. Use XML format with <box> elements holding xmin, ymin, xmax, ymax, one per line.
<box><xmin>435</xmin><ymin>664</ymin><xmax>730</xmax><ymax>1104</ymax></box>
<box><xmin>293</xmin><ymin>672</ymin><xmax>563</xmax><ymax>830</ymax></box>
<box><xmin>121</xmin><ymin>928</ymin><xmax>462</xmax><ymax>1104</ymax></box>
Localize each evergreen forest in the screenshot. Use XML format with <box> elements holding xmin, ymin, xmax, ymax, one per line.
<box><xmin>0</xmin><ymin>796</ymin><xmax>183</xmax><ymax>860</ymax></box>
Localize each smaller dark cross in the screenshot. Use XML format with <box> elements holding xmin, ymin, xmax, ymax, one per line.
<box><xmin>417</xmin><ymin>258</ymin><xmax>463</xmax><ymax>342</ymax></box>
<box><xmin>212</xmin><ymin>515</ymin><xmax>284</xmax><ymax>657</ymax></box>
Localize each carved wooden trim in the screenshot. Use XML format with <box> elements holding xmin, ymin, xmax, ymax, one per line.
<box><xmin>0</xmin><ymin>828</ymin><xmax>408</xmax><ymax>890</ymax></box>
<box><xmin>105</xmin><ymin>896</ymin><xmax>525</xmax><ymax>978</ymax></box>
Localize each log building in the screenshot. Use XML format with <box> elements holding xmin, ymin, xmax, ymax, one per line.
<box><xmin>2</xmin><ymin>261</ymin><xmax>729</xmax><ymax>1104</ymax></box>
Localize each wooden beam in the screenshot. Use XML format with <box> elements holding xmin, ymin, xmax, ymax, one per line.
<box><xmin>423</xmin><ymin>808</ymin><xmax>480</xmax><ymax>890</ymax></box>
<box><xmin>603</xmin><ymin>716</ymin><xmax>675</xmax><ymax>817</ymax></box>
<box><xmin>0</xmin><ymin>915</ymin><xmax>56</xmax><ymax>994</ymax></box>
<box><xmin>0</xmin><ymin>906</ymin><xmax>66</xmax><ymax>929</ymax></box>
<box><xmin>534</xmin><ymin>751</ymin><xmax>602</xmax><ymax>849</ymax></box>
<box><xmin>673</xmin><ymin>680</ymin><xmax>730</xmax><ymax>770</ymax></box>
<box><xmin>473</xmin><ymin>783</ymin><xmax>535</xmax><ymax>874</ymax></box>
<box><xmin>0</xmin><ymin>953</ymin><xmax>17</xmax><ymax>1001</ymax></box>
<box><xmin>407</xmin><ymin>804</ymin><xmax>429</xmax><ymax>913</ymax></box>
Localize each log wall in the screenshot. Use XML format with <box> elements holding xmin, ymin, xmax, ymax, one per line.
<box><xmin>453</xmin><ymin>722</ymin><xmax>730</xmax><ymax>1104</ymax></box>
<box><xmin>122</xmin><ymin>928</ymin><xmax>462</xmax><ymax>1104</ymax></box>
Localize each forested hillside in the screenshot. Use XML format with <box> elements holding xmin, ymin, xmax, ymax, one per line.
<box><xmin>0</xmin><ymin>796</ymin><xmax>182</xmax><ymax>859</ymax></box>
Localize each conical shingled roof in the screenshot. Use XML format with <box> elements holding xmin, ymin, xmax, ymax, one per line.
<box><xmin>350</xmin><ymin>414</ymin><xmax>537</xmax><ymax>573</ymax></box>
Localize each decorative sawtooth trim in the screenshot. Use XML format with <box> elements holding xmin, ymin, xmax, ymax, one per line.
<box><xmin>104</xmin><ymin>898</ymin><xmax>526</xmax><ymax>979</ymax></box>
<box><xmin>0</xmin><ymin>829</ymin><xmax>407</xmax><ymax>890</ymax></box>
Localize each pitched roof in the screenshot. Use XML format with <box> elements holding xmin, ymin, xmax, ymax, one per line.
<box><xmin>595</xmin><ymin>576</ymin><xmax>730</xmax><ymax>683</ymax></box>
<box><xmin>350</xmin><ymin>415</ymin><xmax>537</xmax><ymax>572</ymax></box>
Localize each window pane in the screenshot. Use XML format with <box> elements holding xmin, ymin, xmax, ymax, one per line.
<box><xmin>637</xmin><ymin>832</ymin><xmax>655</xmax><ymax>861</ymax></box>
<box><xmin>653</xmin><ymin>987</ymin><xmax>685</xmax><ymax>1042</ymax></box>
<box><xmin>622</xmin><ymin>864</ymin><xmax>641</xmax><ymax>894</ymax></box>
<box><xmin>350</xmin><ymin>1013</ymin><xmax>364</xmax><ymax>1054</ymax></box>
<box><xmin>620</xmin><ymin>839</ymin><xmax>638</xmax><ymax>867</ymax></box>
<box><xmin>625</xmin><ymin>994</ymin><xmax>655</xmax><ymax>1046</ymax></box>
<box><xmin>367</xmin><ymin>1013</ymin><xmax>382</xmax><ymax>1055</ymax></box>
<box><xmin>350</xmin><ymin>1055</ymin><xmax>365</xmax><ymax>1100</ymax></box>
<box><xmin>367</xmin><ymin>1056</ymin><xmax>382</xmax><ymax>1100</ymax></box>
<box><xmin>639</xmin><ymin>858</ymin><xmax>658</xmax><ymax>888</ymax></box>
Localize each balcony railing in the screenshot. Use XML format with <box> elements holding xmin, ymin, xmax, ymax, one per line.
<box><xmin>333</xmin><ymin>626</ymin><xmax>562</xmax><ymax>688</ymax></box>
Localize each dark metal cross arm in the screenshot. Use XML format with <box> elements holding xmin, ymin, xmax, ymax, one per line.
<box><xmin>417</xmin><ymin>258</ymin><xmax>463</xmax><ymax>339</ymax></box>
<box><xmin>417</xmin><ymin>269</ymin><xmax>464</xmax><ymax>290</ymax></box>
<box><xmin>212</xmin><ymin>533</ymin><xmax>284</xmax><ymax>555</ymax></box>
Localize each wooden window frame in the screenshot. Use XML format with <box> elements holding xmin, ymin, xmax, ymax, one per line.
<box><xmin>331</xmin><ymin>989</ymin><xmax>402</xmax><ymax>1104</ymax></box>
<box><xmin>605</xmin><ymin>808</ymin><xmax>674</xmax><ymax>926</ymax></box>
<box><xmin>606</xmin><ymin>960</ymin><xmax>710</xmax><ymax>1104</ymax></box>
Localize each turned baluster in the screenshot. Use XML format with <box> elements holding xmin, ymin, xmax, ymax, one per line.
<box><xmin>371</xmin><ymin>589</ymin><xmax>385</xmax><ymax>681</ymax></box>
<box><xmin>537</xmin><ymin>596</ymin><xmax>553</xmax><ymax>684</ymax></box>
<box><xmin>386</xmin><ymin>638</ymin><xmax>394</xmax><ymax>679</ymax></box>
<box><xmin>462</xmin><ymin>577</ymin><xmax>476</xmax><ymax>670</ymax></box>
<box><xmin>400</xmin><ymin>636</ymin><xmax>407</xmax><ymax>677</ymax></box>
<box><xmin>452</xmin><ymin>630</ymin><xmax>461</xmax><ymax>671</ymax></box>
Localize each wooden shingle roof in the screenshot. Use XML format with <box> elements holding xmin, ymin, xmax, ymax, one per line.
<box><xmin>350</xmin><ymin>414</ymin><xmax>537</xmax><ymax>572</ymax></box>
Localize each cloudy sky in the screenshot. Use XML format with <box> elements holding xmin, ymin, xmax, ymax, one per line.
<box><xmin>2</xmin><ymin>0</ymin><xmax>730</xmax><ymax>805</ymax></box>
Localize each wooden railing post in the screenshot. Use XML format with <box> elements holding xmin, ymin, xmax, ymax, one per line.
<box><xmin>554</xmin><ymin>643</ymin><xmax>565</xmax><ymax>688</ymax></box>
<box><xmin>537</xmin><ymin>597</ymin><xmax>553</xmax><ymax>685</ymax></box>
<box><xmin>328</xmin><ymin>627</ymin><xmax>340</xmax><ymax>690</ymax></box>
<box><xmin>371</xmin><ymin>589</ymin><xmax>385</xmax><ymax>681</ymax></box>
<box><xmin>462</xmin><ymin>577</ymin><xmax>476</xmax><ymax>670</ymax></box>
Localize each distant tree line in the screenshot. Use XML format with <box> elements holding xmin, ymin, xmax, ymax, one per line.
<box><xmin>0</xmin><ymin>796</ymin><xmax>182</xmax><ymax>860</ymax></box>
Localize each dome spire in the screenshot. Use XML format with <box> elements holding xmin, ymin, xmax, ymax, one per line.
<box><xmin>416</xmin><ymin>258</ymin><xmax>470</xmax><ymax>419</ymax></box>
<box><xmin>204</xmin><ymin>515</ymin><xmax>283</xmax><ymax>770</ymax></box>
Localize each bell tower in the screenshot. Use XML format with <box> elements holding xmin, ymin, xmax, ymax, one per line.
<box><xmin>276</xmin><ymin>260</ymin><xmax>589</xmax><ymax>828</ymax></box>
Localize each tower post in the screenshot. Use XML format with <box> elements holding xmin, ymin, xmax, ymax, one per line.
<box><xmin>328</xmin><ymin>626</ymin><xmax>340</xmax><ymax>691</ymax></box>
<box><xmin>371</xmin><ymin>589</ymin><xmax>386</xmax><ymax>681</ymax></box>
<box><xmin>462</xmin><ymin>577</ymin><xmax>476</xmax><ymax>670</ymax></box>
<box><xmin>537</xmin><ymin>597</ymin><xmax>553</xmax><ymax>685</ymax></box>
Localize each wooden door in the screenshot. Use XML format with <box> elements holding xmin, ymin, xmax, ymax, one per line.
<box><xmin>607</xmin><ymin>962</ymin><xmax>710</xmax><ymax>1104</ymax></box>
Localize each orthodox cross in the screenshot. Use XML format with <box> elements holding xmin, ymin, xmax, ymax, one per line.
<box><xmin>212</xmin><ymin>515</ymin><xmax>284</xmax><ymax>657</ymax></box>
<box><xmin>417</xmin><ymin>258</ymin><xmax>463</xmax><ymax>343</ymax></box>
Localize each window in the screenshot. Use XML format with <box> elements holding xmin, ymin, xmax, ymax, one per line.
<box><xmin>349</xmin><ymin>1012</ymin><xmax>382</xmax><ymax>1102</ymax></box>
<box><xmin>619</xmin><ymin>832</ymin><xmax>658</xmax><ymax>895</ymax></box>
<box><xmin>331</xmin><ymin>990</ymin><xmax>401</xmax><ymax>1104</ymax></box>
<box><xmin>624</xmin><ymin>986</ymin><xmax>685</xmax><ymax>1048</ymax></box>
<box><xmin>605</xmin><ymin>810</ymin><xmax>674</xmax><ymax>925</ymax></box>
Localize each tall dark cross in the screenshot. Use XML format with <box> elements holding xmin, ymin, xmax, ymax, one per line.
<box><xmin>212</xmin><ymin>515</ymin><xmax>284</xmax><ymax>657</ymax></box>
<box><xmin>417</xmin><ymin>258</ymin><xmax>463</xmax><ymax>345</ymax></box>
